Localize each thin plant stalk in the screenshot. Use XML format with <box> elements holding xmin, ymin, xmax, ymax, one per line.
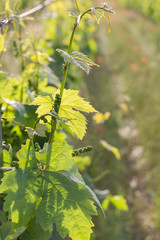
<box><xmin>49</xmin><ymin>5</ymin><xmax>113</xmax><ymax>143</ymax></box>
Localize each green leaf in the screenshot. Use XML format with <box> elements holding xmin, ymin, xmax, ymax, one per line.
<box><xmin>2</xmin><ymin>98</ymin><xmax>37</xmax><ymax>127</ymax></box>
<box><xmin>0</xmin><ymin>169</ymin><xmax>42</xmax><ymax>228</ymax></box>
<box><xmin>30</xmin><ymin>96</ymin><xmax>53</xmax><ymax>117</ymax></box>
<box><xmin>61</xmin><ymin>170</ymin><xmax>104</xmax><ymax>216</ymax></box>
<box><xmin>56</xmin><ymin>49</ymin><xmax>99</xmax><ymax>74</ymax></box>
<box><xmin>0</xmin><ymin>210</ymin><xmax>7</xmax><ymax>224</ymax></box>
<box><xmin>55</xmin><ymin>89</ymin><xmax>97</xmax><ymax>139</ymax></box>
<box><xmin>109</xmin><ymin>195</ymin><xmax>128</xmax><ymax>211</ymax></box>
<box><xmin>19</xmin><ymin>218</ymin><xmax>52</xmax><ymax>240</ymax></box>
<box><xmin>1</xmin><ymin>145</ymin><xmax>12</xmax><ymax>167</ymax></box>
<box><xmin>5</xmin><ymin>226</ymin><xmax>27</xmax><ymax>240</ymax></box>
<box><xmin>100</xmin><ymin>139</ymin><xmax>121</xmax><ymax>160</ymax></box>
<box><xmin>0</xmin><ymin>221</ymin><xmax>12</xmax><ymax>240</ymax></box>
<box><xmin>17</xmin><ymin>140</ymin><xmax>37</xmax><ymax>169</ymax></box>
<box><xmin>36</xmin><ymin>141</ymin><xmax>73</xmax><ymax>171</ymax></box>
<box><xmin>2</xmin><ymin>97</ymin><xmax>26</xmax><ymax>115</ymax></box>
<box><xmin>36</xmin><ymin>141</ymin><xmax>82</xmax><ymax>181</ymax></box>
<box><xmin>25</xmin><ymin>123</ymin><xmax>48</xmax><ymax>138</ymax></box>
<box><xmin>36</xmin><ymin>171</ymin><xmax>97</xmax><ymax>240</ymax></box>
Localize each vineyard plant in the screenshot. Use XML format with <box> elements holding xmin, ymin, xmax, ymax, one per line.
<box><xmin>0</xmin><ymin>1</ymin><xmax>121</xmax><ymax>239</ymax></box>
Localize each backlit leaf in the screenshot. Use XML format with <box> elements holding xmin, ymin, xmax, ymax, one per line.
<box><xmin>55</xmin><ymin>89</ymin><xmax>97</xmax><ymax>139</ymax></box>
<box><xmin>36</xmin><ymin>171</ymin><xmax>97</xmax><ymax>240</ymax></box>
<box><xmin>30</xmin><ymin>96</ymin><xmax>53</xmax><ymax>117</ymax></box>
<box><xmin>0</xmin><ymin>169</ymin><xmax>42</xmax><ymax>228</ymax></box>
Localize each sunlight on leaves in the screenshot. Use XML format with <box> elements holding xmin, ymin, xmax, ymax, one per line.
<box><xmin>54</xmin><ymin>89</ymin><xmax>97</xmax><ymax>139</ymax></box>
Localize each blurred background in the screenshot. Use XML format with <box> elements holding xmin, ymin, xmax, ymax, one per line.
<box><xmin>0</xmin><ymin>0</ymin><xmax>160</xmax><ymax>239</ymax></box>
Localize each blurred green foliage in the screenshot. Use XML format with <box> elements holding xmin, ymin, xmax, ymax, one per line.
<box><xmin>118</xmin><ymin>0</ymin><xmax>160</xmax><ymax>21</ymax></box>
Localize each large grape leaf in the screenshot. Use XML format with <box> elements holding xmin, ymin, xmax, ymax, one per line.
<box><xmin>56</xmin><ymin>89</ymin><xmax>97</xmax><ymax>139</ymax></box>
<box><xmin>36</xmin><ymin>171</ymin><xmax>97</xmax><ymax>240</ymax></box>
<box><xmin>0</xmin><ymin>169</ymin><xmax>42</xmax><ymax>228</ymax></box>
<box><xmin>30</xmin><ymin>89</ymin><xmax>97</xmax><ymax>139</ymax></box>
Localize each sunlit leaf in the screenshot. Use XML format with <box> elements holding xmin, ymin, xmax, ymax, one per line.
<box><xmin>54</xmin><ymin>89</ymin><xmax>97</xmax><ymax>139</ymax></box>
<box><xmin>30</xmin><ymin>96</ymin><xmax>53</xmax><ymax>117</ymax></box>
<box><xmin>36</xmin><ymin>171</ymin><xmax>97</xmax><ymax>240</ymax></box>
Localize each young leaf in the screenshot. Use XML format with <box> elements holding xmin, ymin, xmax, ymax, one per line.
<box><xmin>56</xmin><ymin>49</ymin><xmax>99</xmax><ymax>74</ymax></box>
<box><xmin>54</xmin><ymin>89</ymin><xmax>97</xmax><ymax>139</ymax></box>
<box><xmin>90</xmin><ymin>8</ymin><xmax>105</xmax><ymax>24</ymax></box>
<box><xmin>36</xmin><ymin>171</ymin><xmax>97</xmax><ymax>240</ymax></box>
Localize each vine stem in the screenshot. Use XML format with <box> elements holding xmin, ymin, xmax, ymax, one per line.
<box><xmin>19</xmin><ymin>24</ymin><xmax>25</xmax><ymax>102</ymax></box>
<box><xmin>60</xmin><ymin>21</ymin><xmax>77</xmax><ymax>97</ymax></box>
<box><xmin>49</xmin><ymin>5</ymin><xmax>113</xmax><ymax>143</ymax></box>
<box><xmin>59</xmin><ymin>6</ymin><xmax>113</xmax><ymax>97</ymax></box>
<box><xmin>49</xmin><ymin>21</ymin><xmax>78</xmax><ymax>143</ymax></box>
